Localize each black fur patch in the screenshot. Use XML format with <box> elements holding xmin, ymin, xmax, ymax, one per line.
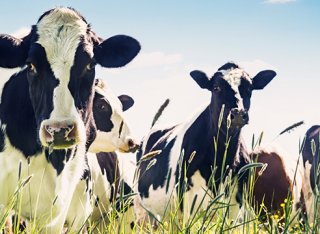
<box><xmin>92</xmin><ymin>93</ymin><xmax>113</xmax><ymax>132</ymax></box>
<box><xmin>138</xmin><ymin>137</ymin><xmax>177</xmax><ymax>198</ymax></box>
<box><xmin>218</xmin><ymin>62</ymin><xmax>239</xmax><ymax>71</ymax></box>
<box><xmin>0</xmin><ymin>70</ymin><xmax>42</xmax><ymax>156</ymax></box>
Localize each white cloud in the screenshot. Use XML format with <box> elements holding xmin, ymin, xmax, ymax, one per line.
<box><xmin>263</xmin><ymin>0</ymin><xmax>296</xmax><ymax>4</ymax></box>
<box><xmin>239</xmin><ymin>59</ymin><xmax>276</xmax><ymax>75</ymax></box>
<box><xmin>129</xmin><ymin>51</ymin><xmax>183</xmax><ymax>69</ymax></box>
<box><xmin>11</xmin><ymin>27</ymin><xmax>30</xmax><ymax>38</ymax></box>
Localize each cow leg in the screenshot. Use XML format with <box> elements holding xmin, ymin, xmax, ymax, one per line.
<box><xmin>303</xmin><ymin>162</ymin><xmax>316</xmax><ymax>223</ymax></box>
<box><xmin>44</xmin><ymin>153</ymin><xmax>87</xmax><ymax>233</ymax></box>
<box><xmin>66</xmin><ymin>180</ymin><xmax>93</xmax><ymax>232</ymax></box>
<box><xmin>4</xmin><ymin>216</ymin><xmax>13</xmax><ymax>234</ymax></box>
<box><xmin>133</xmin><ymin>195</ymin><xmax>154</xmax><ymax>231</ymax></box>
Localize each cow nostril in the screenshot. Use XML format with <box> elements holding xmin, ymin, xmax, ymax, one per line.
<box><xmin>45</xmin><ymin>124</ymin><xmax>52</xmax><ymax>132</ymax></box>
<box><xmin>230</xmin><ymin>113</ymin><xmax>235</xmax><ymax>120</ymax></box>
<box><xmin>128</xmin><ymin>139</ymin><xmax>135</xmax><ymax>148</ymax></box>
<box><xmin>66</xmin><ymin>126</ymin><xmax>76</xmax><ymax>140</ymax></box>
<box><xmin>67</xmin><ymin>124</ymin><xmax>74</xmax><ymax>130</ymax></box>
<box><xmin>44</xmin><ymin>126</ymin><xmax>53</xmax><ymax>141</ymax></box>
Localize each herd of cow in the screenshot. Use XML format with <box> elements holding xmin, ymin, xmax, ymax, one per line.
<box><xmin>0</xmin><ymin>7</ymin><xmax>318</xmax><ymax>233</ymax></box>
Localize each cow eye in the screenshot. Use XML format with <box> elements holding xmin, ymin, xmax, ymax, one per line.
<box><xmin>97</xmin><ymin>103</ymin><xmax>106</xmax><ymax>110</ymax></box>
<box><xmin>213</xmin><ymin>86</ymin><xmax>221</xmax><ymax>92</ymax></box>
<box><xmin>27</xmin><ymin>63</ymin><xmax>37</xmax><ymax>74</ymax></box>
<box><xmin>86</xmin><ymin>62</ymin><xmax>95</xmax><ymax>71</ymax></box>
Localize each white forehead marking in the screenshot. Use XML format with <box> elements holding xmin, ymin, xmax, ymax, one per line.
<box><xmin>36</xmin><ymin>8</ymin><xmax>89</xmax><ymax>83</ymax></box>
<box><xmin>220</xmin><ymin>68</ymin><xmax>245</xmax><ymax>90</ymax></box>
<box><xmin>220</xmin><ymin>67</ymin><xmax>249</xmax><ymax>110</ymax></box>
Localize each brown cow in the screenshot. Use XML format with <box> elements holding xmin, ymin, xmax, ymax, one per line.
<box><xmin>251</xmin><ymin>145</ymin><xmax>304</xmax><ymax>223</ymax></box>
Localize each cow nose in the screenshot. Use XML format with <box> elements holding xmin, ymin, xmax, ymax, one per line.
<box><xmin>127</xmin><ymin>138</ymin><xmax>139</xmax><ymax>153</ymax></box>
<box><xmin>230</xmin><ymin>108</ymin><xmax>249</xmax><ymax>127</ymax></box>
<box><xmin>43</xmin><ymin>122</ymin><xmax>77</xmax><ymax>147</ymax></box>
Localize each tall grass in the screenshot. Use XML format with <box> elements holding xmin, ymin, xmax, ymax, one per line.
<box><xmin>1</xmin><ymin>123</ymin><xmax>319</xmax><ymax>233</ymax></box>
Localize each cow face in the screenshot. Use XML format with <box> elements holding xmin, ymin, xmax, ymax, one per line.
<box><xmin>89</xmin><ymin>79</ymin><xmax>138</xmax><ymax>153</ymax></box>
<box><xmin>0</xmin><ymin>7</ymin><xmax>140</xmax><ymax>150</ymax></box>
<box><xmin>190</xmin><ymin>62</ymin><xmax>276</xmax><ymax>133</ymax></box>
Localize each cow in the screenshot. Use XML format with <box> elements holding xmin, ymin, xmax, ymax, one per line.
<box><xmin>251</xmin><ymin>145</ymin><xmax>304</xmax><ymax>224</ymax></box>
<box><xmin>302</xmin><ymin>125</ymin><xmax>320</xmax><ymax>223</ymax></box>
<box><xmin>89</xmin><ymin>79</ymin><xmax>136</xmax><ymax>222</ymax></box>
<box><xmin>134</xmin><ymin>62</ymin><xmax>276</xmax><ymax>228</ymax></box>
<box><xmin>0</xmin><ymin>7</ymin><xmax>140</xmax><ymax>233</ymax></box>
<box><xmin>67</xmin><ymin>78</ymin><xmax>137</xmax><ymax>231</ymax></box>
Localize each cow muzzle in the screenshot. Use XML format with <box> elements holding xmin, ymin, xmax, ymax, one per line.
<box><xmin>229</xmin><ymin>108</ymin><xmax>249</xmax><ymax>129</ymax></box>
<box><xmin>118</xmin><ymin>137</ymin><xmax>139</xmax><ymax>153</ymax></box>
<box><xmin>126</xmin><ymin>138</ymin><xmax>139</xmax><ymax>153</ymax></box>
<box><xmin>40</xmin><ymin>120</ymin><xmax>80</xmax><ymax>149</ymax></box>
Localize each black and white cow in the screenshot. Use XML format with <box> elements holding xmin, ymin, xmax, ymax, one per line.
<box><xmin>68</xmin><ymin>79</ymin><xmax>137</xmax><ymax>230</ymax></box>
<box><xmin>89</xmin><ymin>79</ymin><xmax>136</xmax><ymax>221</ymax></box>
<box><xmin>0</xmin><ymin>7</ymin><xmax>140</xmax><ymax>233</ymax></box>
<box><xmin>66</xmin><ymin>78</ymin><xmax>137</xmax><ymax>230</ymax></box>
<box><xmin>134</xmin><ymin>62</ymin><xmax>276</xmax><ymax>225</ymax></box>
<box><xmin>302</xmin><ymin>125</ymin><xmax>320</xmax><ymax>222</ymax></box>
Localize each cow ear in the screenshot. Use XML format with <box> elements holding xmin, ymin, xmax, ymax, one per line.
<box><xmin>0</xmin><ymin>34</ymin><xmax>29</xmax><ymax>68</ymax></box>
<box><xmin>252</xmin><ymin>70</ymin><xmax>276</xmax><ymax>90</ymax></box>
<box><xmin>190</xmin><ymin>70</ymin><xmax>211</xmax><ymax>90</ymax></box>
<box><xmin>118</xmin><ymin>95</ymin><xmax>134</xmax><ymax>111</ymax></box>
<box><xmin>94</xmin><ymin>35</ymin><xmax>140</xmax><ymax>68</ymax></box>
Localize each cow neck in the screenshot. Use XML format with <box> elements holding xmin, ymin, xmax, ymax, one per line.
<box><xmin>208</xmin><ymin>102</ymin><xmax>242</xmax><ymax>166</ymax></box>
<box><xmin>181</xmin><ymin>105</ymin><xmax>242</xmax><ymax>165</ymax></box>
<box><xmin>177</xmin><ymin>105</ymin><xmax>242</xmax><ymax>194</ymax></box>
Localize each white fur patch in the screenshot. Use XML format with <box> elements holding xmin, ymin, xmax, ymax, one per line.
<box><xmin>219</xmin><ymin>68</ymin><xmax>248</xmax><ymax>110</ymax></box>
<box><xmin>183</xmin><ymin>170</ymin><xmax>213</xmax><ymax>219</ymax></box>
<box><xmin>0</xmin><ymin>126</ymin><xmax>88</xmax><ymax>232</ymax></box>
<box><xmin>220</xmin><ymin>68</ymin><xmax>244</xmax><ymax>90</ymax></box>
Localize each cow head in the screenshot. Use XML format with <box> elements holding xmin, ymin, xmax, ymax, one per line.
<box><xmin>89</xmin><ymin>79</ymin><xmax>138</xmax><ymax>153</ymax></box>
<box><xmin>190</xmin><ymin>62</ymin><xmax>276</xmax><ymax>134</ymax></box>
<box><xmin>0</xmin><ymin>7</ymin><xmax>140</xmax><ymax>150</ymax></box>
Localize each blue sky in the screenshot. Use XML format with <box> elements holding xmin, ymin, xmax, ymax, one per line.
<box><xmin>0</xmin><ymin>0</ymin><xmax>319</xmax><ymax>159</ymax></box>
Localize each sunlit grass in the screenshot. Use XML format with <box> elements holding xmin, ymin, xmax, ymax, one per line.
<box><xmin>1</xmin><ymin>124</ymin><xmax>319</xmax><ymax>233</ymax></box>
